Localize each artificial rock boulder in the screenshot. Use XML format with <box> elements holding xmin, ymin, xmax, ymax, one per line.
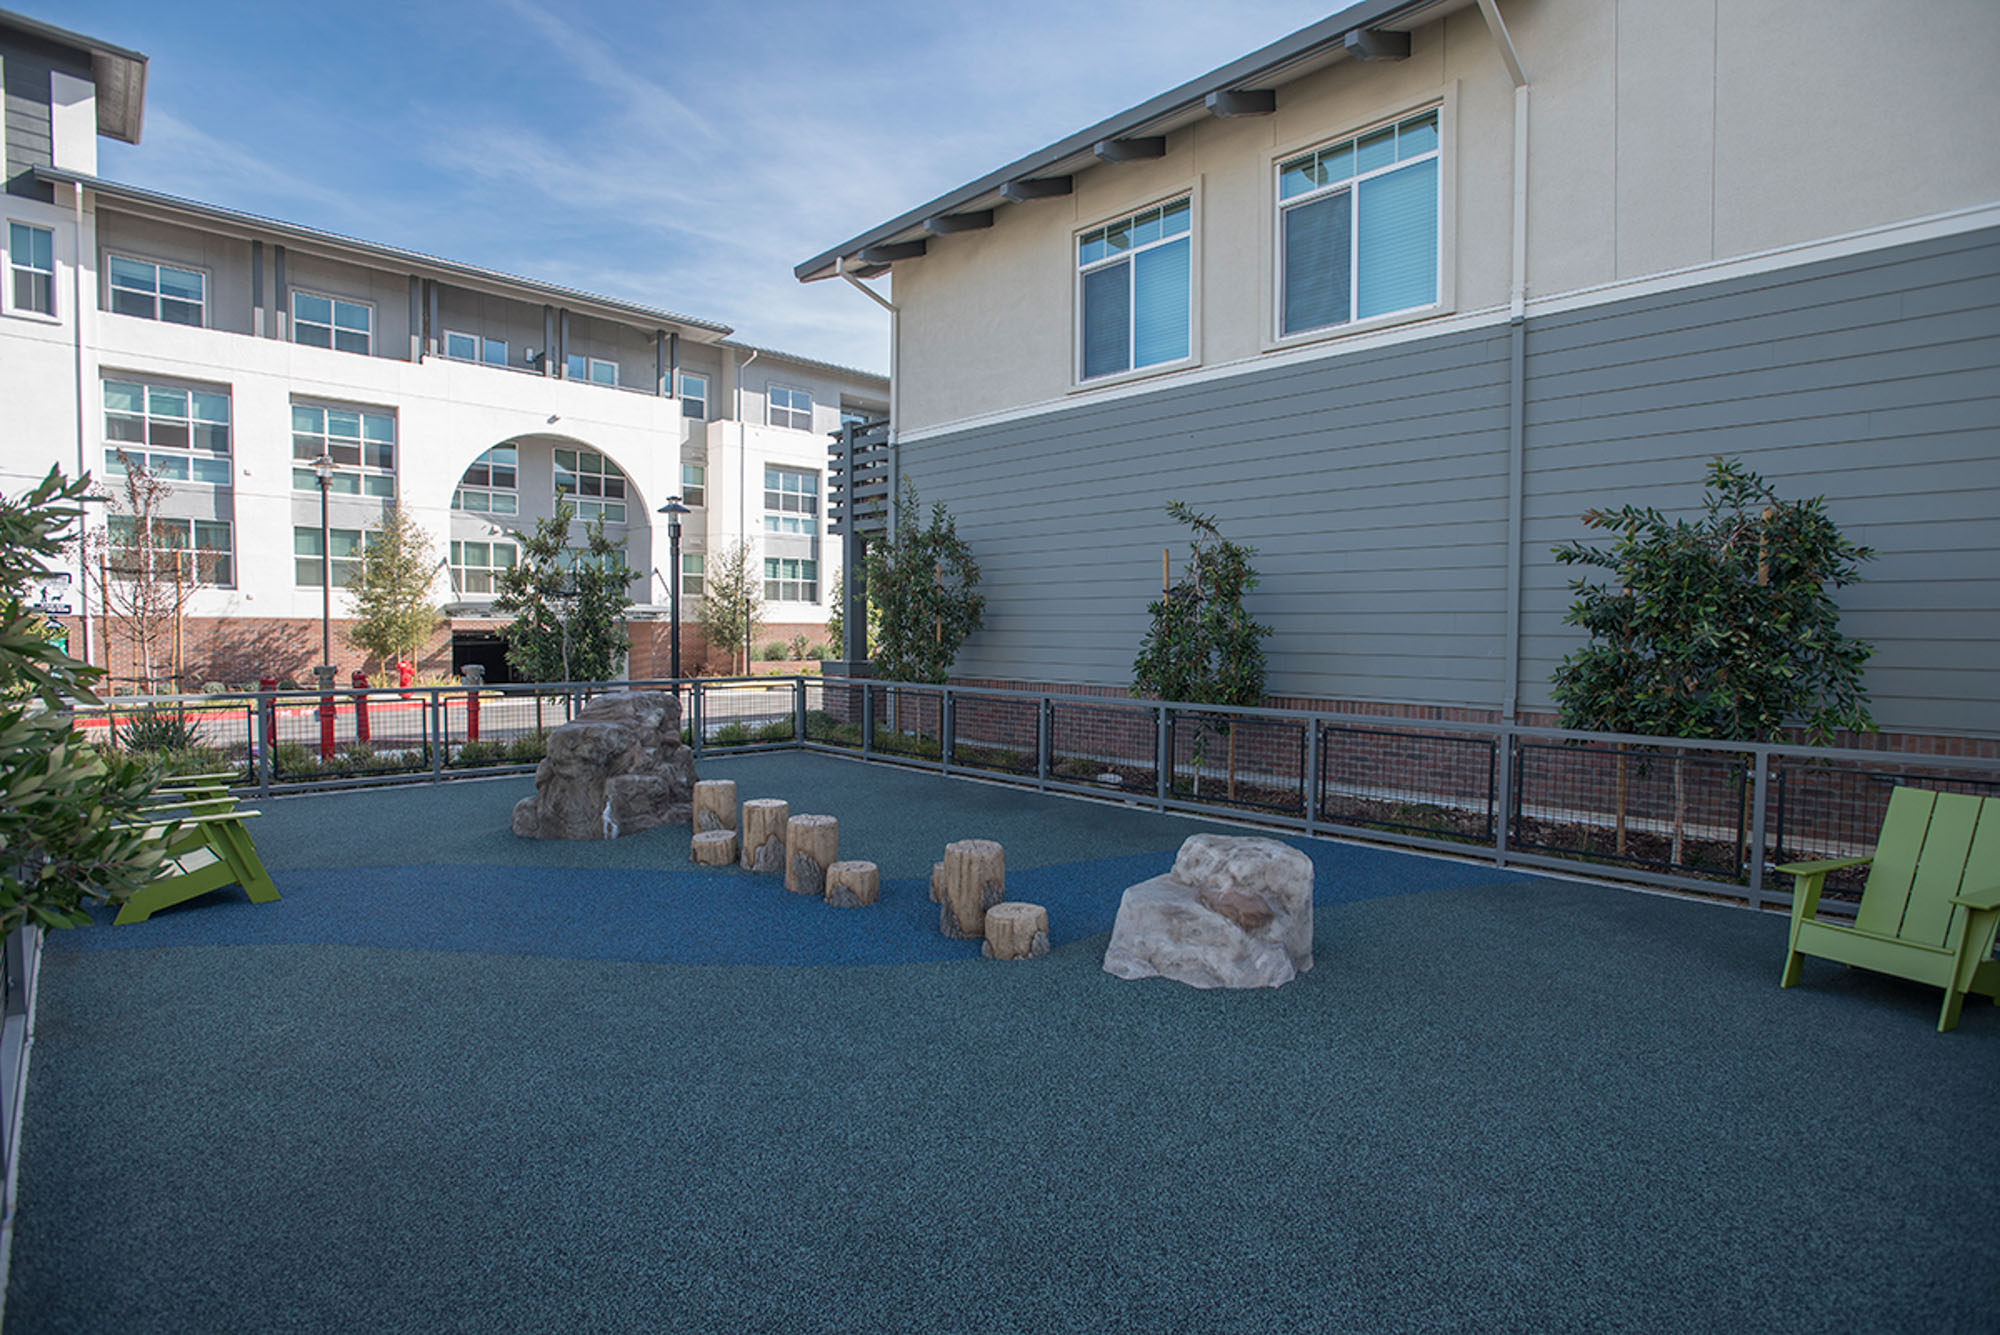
<box><xmin>510</xmin><ymin>690</ymin><xmax>697</xmax><ymax>840</ymax></box>
<box><xmin>1102</xmin><ymin>834</ymin><xmax>1314</xmax><ymax>989</ymax></box>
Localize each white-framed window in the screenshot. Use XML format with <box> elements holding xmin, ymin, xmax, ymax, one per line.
<box><xmin>449</xmin><ymin>538</ymin><xmax>517</xmax><ymax>596</ymax></box>
<box><xmin>102</xmin><ymin>377</ymin><xmax>232</xmax><ymax>485</ymax></box>
<box><xmin>681</xmin><ymin>463</ymin><xmax>705</xmax><ymax>508</ymax></box>
<box><xmin>444</xmin><ymin>330</ymin><xmax>509</xmax><ymax>367</ymax></box>
<box><xmin>107</xmin><ymin>254</ymin><xmax>205</xmax><ymax>326</ymax></box>
<box><xmin>566</xmin><ymin>353</ymin><xmax>618</xmax><ymax>386</ymax></box>
<box><xmin>292</xmin><ymin>403</ymin><xmax>396</xmax><ymax>499</ymax></box>
<box><xmin>767</xmin><ymin>384</ymin><xmax>813</xmax><ymax>431</ymax></box>
<box><xmin>763</xmin><ymin>557</ymin><xmax>817</xmax><ymax>603</ymax></box>
<box><xmin>763</xmin><ymin>466</ymin><xmax>817</xmax><ymax>534</ymax></box>
<box><xmin>292</xmin><ymin>290</ymin><xmax>372</xmax><ymax>355</ymax></box>
<box><xmin>1077</xmin><ymin>196</ymin><xmax>1191</xmax><ymax>381</ymax></box>
<box><xmin>106</xmin><ymin>515</ymin><xmax>234</xmax><ymax>587</ymax></box>
<box><xmin>1277</xmin><ymin>108</ymin><xmax>1440</xmax><ymax>337</ymax></box>
<box><xmin>553</xmin><ymin>447</ymin><xmax>627</xmax><ymax>523</ymax></box>
<box><xmin>294</xmin><ymin>526</ymin><xmax>378</xmax><ymax>588</ymax></box>
<box><xmin>8</xmin><ymin>223</ymin><xmax>55</xmax><ymax>316</ymax></box>
<box><xmin>678</xmin><ymin>371</ymin><xmax>708</xmax><ymax>420</ymax></box>
<box><xmin>453</xmin><ymin>445</ymin><xmax>518</xmax><ymax>515</ymax></box>
<box><xmin>681</xmin><ymin>552</ymin><xmax>705</xmax><ymax>598</ymax></box>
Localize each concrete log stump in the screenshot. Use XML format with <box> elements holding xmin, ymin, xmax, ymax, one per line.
<box><xmin>690</xmin><ymin>829</ymin><xmax>738</xmax><ymax>866</ymax></box>
<box><xmin>693</xmin><ymin>779</ymin><xmax>738</xmax><ymax>834</ymax></box>
<box><xmin>929</xmin><ymin>862</ymin><xmax>945</xmax><ymax>903</ymax></box>
<box><xmin>939</xmin><ymin>838</ymin><xmax>1005</xmax><ymax>940</ymax></box>
<box><xmin>983</xmin><ymin>902</ymin><xmax>1049</xmax><ymax>960</ymax></box>
<box><xmin>741</xmin><ymin>799</ymin><xmax>789</xmax><ymax>874</ymax></box>
<box><xmin>786</xmin><ymin>815</ymin><xmax>839</xmax><ymax>896</ymax></box>
<box><xmin>826</xmin><ymin>860</ymin><xmax>880</xmax><ymax>908</ymax></box>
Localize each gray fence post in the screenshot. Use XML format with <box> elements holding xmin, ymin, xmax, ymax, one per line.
<box><xmin>1305</xmin><ymin>718</ymin><xmax>1322</xmax><ymax>837</ymax></box>
<box><xmin>255</xmin><ymin>693</ymin><xmax>272</xmax><ymax>799</ymax></box>
<box><xmin>429</xmin><ymin>689</ymin><xmax>444</xmax><ymax>782</ymax></box>
<box><xmin>1036</xmin><ymin>698</ymin><xmax>1050</xmax><ymax>790</ymax></box>
<box><xmin>1155</xmin><ymin>705</ymin><xmax>1170</xmax><ymax>809</ymax></box>
<box><xmin>861</xmin><ymin>686</ymin><xmax>874</xmax><ymax>759</ymax></box>
<box><xmin>1748</xmin><ymin>745</ymin><xmax>1772</xmax><ymax>911</ymax></box>
<box><xmin>691</xmin><ymin>680</ymin><xmax>705</xmax><ymax>758</ymax></box>
<box><xmin>1495</xmin><ymin>727</ymin><xmax>1515</xmax><ymax>867</ymax></box>
<box><xmin>794</xmin><ymin>675</ymin><xmax>807</xmax><ymax>747</ymax></box>
<box><xmin>941</xmin><ymin>689</ymin><xmax>955</xmax><ymax>774</ymax></box>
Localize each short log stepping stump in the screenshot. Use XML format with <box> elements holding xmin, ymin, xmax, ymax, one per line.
<box><xmin>826</xmin><ymin>860</ymin><xmax>880</xmax><ymax>908</ymax></box>
<box><xmin>692</xmin><ymin>779</ymin><xmax>738</xmax><ymax>834</ymax></box>
<box><xmin>786</xmin><ymin>814</ymin><xmax>839</xmax><ymax>896</ymax></box>
<box><xmin>939</xmin><ymin>838</ymin><xmax>1005</xmax><ymax>940</ymax></box>
<box><xmin>741</xmin><ymin>799</ymin><xmax>789</xmax><ymax>874</ymax></box>
<box><xmin>690</xmin><ymin>829</ymin><xmax>738</xmax><ymax>865</ymax></box>
<box><xmin>983</xmin><ymin>902</ymin><xmax>1049</xmax><ymax>960</ymax></box>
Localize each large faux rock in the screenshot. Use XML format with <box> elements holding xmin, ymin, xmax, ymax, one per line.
<box><xmin>1102</xmin><ymin>834</ymin><xmax>1314</xmax><ymax>989</ymax></box>
<box><xmin>510</xmin><ymin>691</ymin><xmax>697</xmax><ymax>840</ymax></box>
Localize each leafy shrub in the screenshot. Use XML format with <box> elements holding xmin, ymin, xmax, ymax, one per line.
<box><xmin>202</xmin><ymin>681</ymin><xmax>228</xmax><ymax>695</ymax></box>
<box><xmin>278</xmin><ymin>677</ymin><xmax>301</xmax><ymax>691</ymax></box>
<box><xmin>804</xmin><ymin>710</ymin><xmax>861</xmax><ymax>747</ymax></box>
<box><xmin>145</xmin><ymin>746</ymin><xmax>237</xmax><ymax>778</ymax></box>
<box><xmin>755</xmin><ymin>717</ymin><xmax>796</xmax><ymax>742</ymax></box>
<box><xmin>804</xmin><ymin>642</ymin><xmax>828</xmax><ymax>661</ymax></box>
<box><xmin>506</xmin><ymin>732</ymin><xmax>548</xmax><ymax>762</ymax></box>
<box><xmin>787</xmin><ymin>634</ymin><xmax>809</xmax><ymax>660</ymax></box>
<box><xmin>712</xmin><ymin>722</ymin><xmax>751</xmax><ymax>746</ymax></box>
<box><xmin>1055</xmin><ymin>756</ymin><xmax>1099</xmax><ymax>780</ymax></box>
<box><xmin>116</xmin><ymin>705</ymin><xmax>206</xmax><ymax>754</ymax></box>
<box><xmin>758</xmin><ymin>641</ymin><xmax>788</xmax><ymax>662</ymax></box>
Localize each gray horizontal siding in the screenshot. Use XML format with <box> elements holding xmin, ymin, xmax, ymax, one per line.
<box><xmin>2</xmin><ymin>33</ymin><xmax>88</xmax><ymax>201</ymax></box>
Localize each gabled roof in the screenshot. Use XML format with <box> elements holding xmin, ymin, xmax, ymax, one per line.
<box><xmin>0</xmin><ymin>8</ymin><xmax>147</xmax><ymax>143</ymax></box>
<box><xmin>37</xmin><ymin>167</ymin><xmax>736</xmax><ymax>338</ymax></box>
<box><xmin>794</xmin><ymin>0</ymin><xmax>1468</xmax><ymax>282</ymax></box>
<box><xmin>718</xmin><ymin>340</ymin><xmax>888</xmax><ymax>385</ymax></box>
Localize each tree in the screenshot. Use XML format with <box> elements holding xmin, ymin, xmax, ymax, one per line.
<box><xmin>87</xmin><ymin>459</ymin><xmax>223</xmax><ymax>693</ymax></box>
<box><xmin>1131</xmin><ymin>501</ymin><xmax>1271</xmax><ymax>799</ymax></box>
<box><xmin>697</xmin><ymin>539</ymin><xmax>763</xmax><ymax>675</ymax></box>
<box><xmin>864</xmin><ymin>480</ymin><xmax>984</xmax><ymax>684</ymax></box>
<box><xmin>1551</xmin><ymin>456</ymin><xmax>1875</xmax><ymax>860</ymax></box>
<box><xmin>494</xmin><ymin>498</ymin><xmax>633</xmax><ymax>685</ymax></box>
<box><xmin>344</xmin><ymin>504</ymin><xmax>442</xmax><ymax>670</ymax></box>
<box><xmin>1</xmin><ymin>467</ymin><xmax>167</xmax><ymax>932</ymax></box>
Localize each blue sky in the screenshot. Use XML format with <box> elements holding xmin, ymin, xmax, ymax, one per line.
<box><xmin>58</xmin><ymin>0</ymin><xmax>1335</xmax><ymax>374</ymax></box>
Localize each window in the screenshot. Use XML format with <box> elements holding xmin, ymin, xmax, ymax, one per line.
<box><xmin>767</xmin><ymin>385</ymin><xmax>813</xmax><ymax>431</ymax></box>
<box><xmin>763</xmin><ymin>466</ymin><xmax>818</xmax><ymax>534</ymax></box>
<box><xmin>764</xmin><ymin>558</ymin><xmax>817</xmax><ymax>603</ymax></box>
<box><xmin>839</xmin><ymin>406</ymin><xmax>878</xmax><ymax>431</ymax></box>
<box><xmin>1078</xmin><ymin>197</ymin><xmax>1191</xmax><ymax>381</ymax></box>
<box><xmin>106</xmin><ymin>515</ymin><xmax>233</xmax><ymax>587</ymax></box>
<box><xmin>444</xmin><ymin>331</ymin><xmax>509</xmax><ymax>367</ymax></box>
<box><xmin>678</xmin><ymin>372</ymin><xmax>708</xmax><ymax>420</ymax></box>
<box><xmin>292</xmin><ymin>291</ymin><xmax>372</xmax><ymax>354</ymax></box>
<box><xmin>107</xmin><ymin>255</ymin><xmax>204</xmax><ymax>326</ymax></box>
<box><xmin>680</xmin><ymin>464</ymin><xmax>705</xmax><ymax>508</ymax></box>
<box><xmin>681</xmin><ymin>553</ymin><xmax>704</xmax><ymax>598</ymax></box>
<box><xmin>449</xmin><ymin>539</ymin><xmax>517</xmax><ymax>596</ymax></box>
<box><xmin>453</xmin><ymin>445</ymin><xmax>518</xmax><ymax>515</ymax></box>
<box><xmin>294</xmin><ymin>526</ymin><xmax>377</xmax><ymax>589</ymax></box>
<box><xmin>565</xmin><ymin>353</ymin><xmax>618</xmax><ymax>386</ymax></box>
<box><xmin>102</xmin><ymin>378</ymin><xmax>232</xmax><ymax>484</ymax></box>
<box><xmin>1278</xmin><ymin>109</ymin><xmax>1440</xmax><ymax>336</ymax></box>
<box><xmin>292</xmin><ymin>403</ymin><xmax>396</xmax><ymax>499</ymax></box>
<box><xmin>9</xmin><ymin>223</ymin><xmax>54</xmax><ymax>315</ymax></box>
<box><xmin>553</xmin><ymin>447</ymin><xmax>626</xmax><ymax>523</ymax></box>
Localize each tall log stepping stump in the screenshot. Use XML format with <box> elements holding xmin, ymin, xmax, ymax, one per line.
<box><xmin>786</xmin><ymin>815</ymin><xmax>839</xmax><ymax>896</ymax></box>
<box><xmin>939</xmin><ymin>838</ymin><xmax>1005</xmax><ymax>939</ymax></box>
<box><xmin>693</xmin><ymin>779</ymin><xmax>738</xmax><ymax>834</ymax></box>
<box><xmin>741</xmin><ymin>799</ymin><xmax>789</xmax><ymax>874</ymax></box>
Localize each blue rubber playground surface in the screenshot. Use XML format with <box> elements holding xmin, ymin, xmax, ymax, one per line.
<box><xmin>11</xmin><ymin>751</ymin><xmax>2000</xmax><ymax>1333</ymax></box>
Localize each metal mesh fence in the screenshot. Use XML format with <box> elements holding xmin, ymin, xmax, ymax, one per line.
<box><xmin>867</xmin><ymin>684</ymin><xmax>943</xmax><ymax>761</ymax></box>
<box><xmin>949</xmin><ymin>693</ymin><xmax>1040</xmax><ymax>777</ymax></box>
<box><xmin>1169</xmin><ymin>712</ymin><xmax>1305</xmax><ymax>816</ymax></box>
<box><xmin>85</xmin><ymin>696</ymin><xmax>257</xmax><ymax>784</ymax></box>
<box><xmin>802</xmin><ymin>677</ymin><xmax>864</xmax><ymax>749</ymax></box>
<box><xmin>694</xmin><ymin>680</ymin><xmax>796</xmax><ymax>748</ymax></box>
<box><xmin>1512</xmin><ymin>742</ymin><xmax>1753</xmax><ymax>882</ymax></box>
<box><xmin>1768</xmin><ymin>762</ymin><xmax>2000</xmax><ymax>901</ymax></box>
<box><xmin>1050</xmin><ymin>700</ymin><xmax>1158</xmax><ymax>796</ymax></box>
<box><xmin>1319</xmin><ymin>725</ymin><xmax>1496</xmax><ymax>843</ymax></box>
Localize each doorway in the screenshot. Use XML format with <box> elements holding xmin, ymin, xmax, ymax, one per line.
<box><xmin>451</xmin><ymin>631</ymin><xmax>512</xmax><ymax>684</ymax></box>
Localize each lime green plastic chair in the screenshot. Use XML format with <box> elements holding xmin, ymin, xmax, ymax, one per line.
<box><xmin>115</xmin><ymin>780</ymin><xmax>279</xmax><ymax>926</ymax></box>
<box><xmin>1779</xmin><ymin>786</ymin><xmax>2000</xmax><ymax>1032</ymax></box>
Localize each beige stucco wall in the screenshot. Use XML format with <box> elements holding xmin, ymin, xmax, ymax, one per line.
<box><xmin>888</xmin><ymin>0</ymin><xmax>2000</xmax><ymax>436</ymax></box>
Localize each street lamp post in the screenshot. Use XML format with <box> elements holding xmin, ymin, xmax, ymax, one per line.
<box><xmin>657</xmin><ymin>497</ymin><xmax>690</xmax><ymax>682</ymax></box>
<box><xmin>313</xmin><ymin>451</ymin><xmax>337</xmax><ymax>758</ymax></box>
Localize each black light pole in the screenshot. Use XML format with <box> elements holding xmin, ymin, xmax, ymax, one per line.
<box><xmin>313</xmin><ymin>450</ymin><xmax>335</xmax><ymax>687</ymax></box>
<box><xmin>657</xmin><ymin>497</ymin><xmax>690</xmax><ymax>681</ymax></box>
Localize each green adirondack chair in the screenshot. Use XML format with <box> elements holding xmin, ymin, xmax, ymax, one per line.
<box><xmin>115</xmin><ymin>779</ymin><xmax>280</xmax><ymax>926</ymax></box>
<box><xmin>1778</xmin><ymin>786</ymin><xmax>2000</xmax><ymax>1032</ymax></box>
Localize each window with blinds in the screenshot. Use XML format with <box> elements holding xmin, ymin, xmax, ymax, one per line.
<box><xmin>1278</xmin><ymin>109</ymin><xmax>1439</xmax><ymax>337</ymax></box>
<box><xmin>1077</xmin><ymin>197</ymin><xmax>1191</xmax><ymax>381</ymax></box>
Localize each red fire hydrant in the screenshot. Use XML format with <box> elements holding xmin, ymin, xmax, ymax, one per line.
<box><xmin>397</xmin><ymin>657</ymin><xmax>414</xmax><ymax>699</ymax></box>
<box><xmin>352</xmin><ymin>670</ymin><xmax>371</xmax><ymax>745</ymax></box>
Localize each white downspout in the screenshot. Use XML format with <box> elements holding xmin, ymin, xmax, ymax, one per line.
<box><xmin>736</xmin><ymin>347</ymin><xmax>758</xmax><ymax>675</ymax></box>
<box><xmin>71</xmin><ymin>183</ymin><xmax>93</xmax><ymax>667</ymax></box>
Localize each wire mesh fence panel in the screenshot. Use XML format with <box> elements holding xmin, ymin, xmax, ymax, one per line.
<box><xmin>801</xmin><ymin>677</ymin><xmax>864</xmax><ymax>749</ymax></box>
<box><xmin>1767</xmin><ymin>762</ymin><xmax>2000</xmax><ymax>902</ymax></box>
<box><xmin>1319</xmin><ymin>725</ymin><xmax>1496</xmax><ymax>843</ymax></box>
<box><xmin>261</xmin><ymin>691</ymin><xmax>428</xmax><ymax>782</ymax></box>
<box><xmin>440</xmin><ymin>687</ymin><xmax>554</xmax><ymax>770</ymax></box>
<box><xmin>949</xmin><ymin>693</ymin><xmax>1040</xmax><ymax>776</ymax></box>
<box><xmin>697</xmin><ymin>680</ymin><xmax>798</xmax><ymax>747</ymax></box>
<box><xmin>1050</xmin><ymin>700</ymin><xmax>1158</xmax><ymax>795</ymax></box>
<box><xmin>868</xmin><ymin>684</ymin><xmax>943</xmax><ymax>761</ymax></box>
<box><xmin>1512</xmin><ymin>741</ymin><xmax>1752</xmax><ymax>882</ymax></box>
<box><xmin>85</xmin><ymin>696</ymin><xmax>257</xmax><ymax>784</ymax></box>
<box><xmin>1168</xmin><ymin>712</ymin><xmax>1305</xmax><ymax>816</ymax></box>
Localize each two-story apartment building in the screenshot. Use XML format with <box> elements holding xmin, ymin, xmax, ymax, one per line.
<box><xmin>799</xmin><ymin>0</ymin><xmax>2000</xmax><ymax>748</ymax></box>
<box><xmin>1</xmin><ymin>9</ymin><xmax>887</xmax><ymax>688</ymax></box>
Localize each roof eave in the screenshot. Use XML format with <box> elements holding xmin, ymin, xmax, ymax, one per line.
<box><xmin>0</xmin><ymin>9</ymin><xmax>148</xmax><ymax>143</ymax></box>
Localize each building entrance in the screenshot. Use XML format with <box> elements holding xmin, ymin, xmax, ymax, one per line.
<box><xmin>451</xmin><ymin>631</ymin><xmax>512</xmax><ymax>684</ymax></box>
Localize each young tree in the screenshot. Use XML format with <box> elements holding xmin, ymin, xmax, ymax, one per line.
<box><xmin>697</xmin><ymin>539</ymin><xmax>763</xmax><ymax>675</ymax></box>
<box><xmin>864</xmin><ymin>480</ymin><xmax>984</xmax><ymax>684</ymax></box>
<box><xmin>88</xmin><ymin>459</ymin><xmax>223</xmax><ymax>694</ymax></box>
<box><xmin>494</xmin><ymin>499</ymin><xmax>633</xmax><ymax>685</ymax></box>
<box><xmin>2</xmin><ymin>467</ymin><xmax>167</xmax><ymax>931</ymax></box>
<box><xmin>1551</xmin><ymin>456</ymin><xmax>1876</xmax><ymax>860</ymax></box>
<box><xmin>1131</xmin><ymin>501</ymin><xmax>1271</xmax><ymax>799</ymax></box>
<box><xmin>345</xmin><ymin>504</ymin><xmax>442</xmax><ymax>671</ymax></box>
